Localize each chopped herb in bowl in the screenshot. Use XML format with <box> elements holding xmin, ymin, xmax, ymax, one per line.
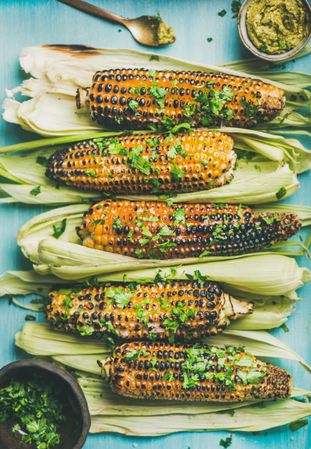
<box><xmin>0</xmin><ymin>376</ymin><xmax>65</xmax><ymax>449</ymax></box>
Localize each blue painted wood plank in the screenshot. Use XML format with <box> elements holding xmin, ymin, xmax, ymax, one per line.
<box><xmin>0</xmin><ymin>1</ymin><xmax>310</xmax><ymax>448</ymax></box>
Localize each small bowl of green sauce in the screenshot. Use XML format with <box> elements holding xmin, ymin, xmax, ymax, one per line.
<box><xmin>238</xmin><ymin>0</ymin><xmax>311</xmax><ymax>61</ymax></box>
<box><xmin>0</xmin><ymin>359</ymin><xmax>90</xmax><ymax>449</ymax></box>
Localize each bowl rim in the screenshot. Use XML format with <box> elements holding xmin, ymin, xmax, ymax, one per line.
<box><xmin>0</xmin><ymin>358</ymin><xmax>91</xmax><ymax>449</ymax></box>
<box><xmin>238</xmin><ymin>0</ymin><xmax>311</xmax><ymax>62</ymax></box>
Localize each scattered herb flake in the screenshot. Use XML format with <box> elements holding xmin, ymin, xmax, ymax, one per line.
<box><xmin>206</xmin><ymin>37</ymin><xmax>213</xmax><ymax>42</ymax></box>
<box><xmin>30</xmin><ymin>185</ymin><xmax>41</xmax><ymax>196</ymax></box>
<box><xmin>52</xmin><ymin>218</ymin><xmax>67</xmax><ymax>239</ymax></box>
<box><xmin>281</xmin><ymin>323</ymin><xmax>289</xmax><ymax>333</ymax></box>
<box><xmin>129</xmin><ymin>99</ymin><xmax>139</xmax><ymax>112</ymax></box>
<box><xmin>219</xmin><ymin>435</ymin><xmax>232</xmax><ymax>448</ymax></box>
<box><xmin>276</xmin><ymin>186</ymin><xmax>287</xmax><ymax>200</ymax></box>
<box><xmin>171</xmin><ymin>164</ymin><xmax>185</xmax><ymax>182</ymax></box>
<box><xmin>231</xmin><ymin>0</ymin><xmax>242</xmax><ymax>18</ymax></box>
<box><xmin>106</xmin><ymin>287</ymin><xmax>132</xmax><ymax>308</ymax></box>
<box><xmin>218</xmin><ymin>9</ymin><xmax>227</xmax><ymax>17</ymax></box>
<box><xmin>112</xmin><ymin>216</ymin><xmax>122</xmax><ymax>232</ymax></box>
<box><xmin>149</xmin><ymin>54</ymin><xmax>160</xmax><ymax>61</ymax></box>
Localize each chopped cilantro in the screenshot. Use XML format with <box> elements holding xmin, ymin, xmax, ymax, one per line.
<box><xmin>129</xmin><ymin>87</ymin><xmax>142</xmax><ymax>95</ymax></box>
<box><xmin>146</xmin><ymin>137</ymin><xmax>161</xmax><ymax>147</ymax></box>
<box><xmin>219</xmin><ymin>435</ymin><xmax>232</xmax><ymax>448</ymax></box>
<box><xmin>148</xmin><ymin>85</ymin><xmax>167</xmax><ymax>109</ymax></box>
<box><xmin>52</xmin><ymin>218</ymin><xmax>67</xmax><ymax>239</ymax></box>
<box><xmin>206</xmin><ymin>37</ymin><xmax>213</xmax><ymax>42</ymax></box>
<box><xmin>173</xmin><ymin>208</ymin><xmax>185</xmax><ymax>225</ymax></box>
<box><xmin>281</xmin><ymin>323</ymin><xmax>289</xmax><ymax>333</ymax></box>
<box><xmin>30</xmin><ymin>185</ymin><xmax>41</xmax><ymax>196</ymax></box>
<box><xmin>107</xmin><ymin>138</ymin><xmax>127</xmax><ymax>155</ymax></box>
<box><xmin>171</xmin><ymin>164</ymin><xmax>185</xmax><ymax>182</ymax></box>
<box><xmin>276</xmin><ymin>186</ymin><xmax>287</xmax><ymax>200</ymax></box>
<box><xmin>158</xmin><ymin>225</ymin><xmax>175</xmax><ymax>236</ymax></box>
<box><xmin>129</xmin><ymin>99</ymin><xmax>139</xmax><ymax>112</ymax></box>
<box><xmin>162</xmin><ymin>371</ymin><xmax>175</xmax><ymax>381</ymax></box>
<box><xmin>0</xmin><ymin>376</ymin><xmax>65</xmax><ymax>449</ymax></box>
<box><xmin>125</xmin><ymin>349</ymin><xmax>150</xmax><ymax>360</ymax></box>
<box><xmin>112</xmin><ymin>216</ymin><xmax>122</xmax><ymax>232</ymax></box>
<box><xmin>149</xmin><ymin>54</ymin><xmax>160</xmax><ymax>61</ymax></box>
<box><xmin>231</xmin><ymin>0</ymin><xmax>242</xmax><ymax>18</ymax></box>
<box><xmin>85</xmin><ymin>169</ymin><xmax>97</xmax><ymax>177</ymax></box>
<box><xmin>241</xmin><ymin>99</ymin><xmax>260</xmax><ymax>121</ymax></box>
<box><xmin>218</xmin><ymin>9</ymin><xmax>227</xmax><ymax>17</ymax></box>
<box><xmin>128</xmin><ymin>145</ymin><xmax>152</xmax><ymax>175</ymax></box>
<box><xmin>76</xmin><ymin>324</ymin><xmax>94</xmax><ymax>336</ymax></box>
<box><xmin>106</xmin><ymin>286</ymin><xmax>132</xmax><ymax>308</ymax></box>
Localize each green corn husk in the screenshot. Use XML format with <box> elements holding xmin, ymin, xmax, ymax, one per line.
<box><xmin>16</xmin><ymin>200</ymin><xmax>311</xmax><ymax>283</ymax></box>
<box><xmin>0</xmin><ymin>126</ymin><xmax>309</xmax><ymax>205</ymax></box>
<box><xmin>3</xmin><ymin>45</ymin><xmax>310</xmax><ymax>136</ymax></box>
<box><xmin>89</xmin><ymin>399</ymin><xmax>311</xmax><ymax>434</ymax></box>
<box><xmin>15</xmin><ymin>323</ymin><xmax>310</xmax><ymax>371</ymax></box>
<box><xmin>77</xmin><ymin>372</ymin><xmax>310</xmax><ymax>417</ymax></box>
<box><xmin>0</xmin><ymin>269</ymin><xmax>296</xmax><ymax>331</ymax></box>
<box><xmin>15</xmin><ymin>322</ymin><xmax>311</xmax><ymax>433</ymax></box>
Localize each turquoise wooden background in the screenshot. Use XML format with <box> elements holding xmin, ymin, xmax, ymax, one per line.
<box><xmin>0</xmin><ymin>1</ymin><xmax>310</xmax><ymax>448</ymax></box>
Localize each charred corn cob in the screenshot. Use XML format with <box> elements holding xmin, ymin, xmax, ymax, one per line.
<box><xmin>77</xmin><ymin>199</ymin><xmax>301</xmax><ymax>259</ymax></box>
<box><xmin>47</xmin><ymin>280</ymin><xmax>252</xmax><ymax>340</ymax></box>
<box><xmin>100</xmin><ymin>341</ymin><xmax>291</xmax><ymax>401</ymax></box>
<box><xmin>77</xmin><ymin>68</ymin><xmax>285</xmax><ymax>129</ymax></box>
<box><xmin>45</xmin><ymin>130</ymin><xmax>236</xmax><ymax>194</ymax></box>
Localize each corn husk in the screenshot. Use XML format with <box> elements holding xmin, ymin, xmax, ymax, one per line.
<box><xmin>0</xmin><ymin>126</ymin><xmax>310</xmax><ymax>205</ymax></box>
<box><xmin>16</xmin><ymin>200</ymin><xmax>311</xmax><ymax>281</ymax></box>
<box><xmin>89</xmin><ymin>399</ymin><xmax>311</xmax><ymax>434</ymax></box>
<box><xmin>15</xmin><ymin>323</ymin><xmax>310</xmax><ymax>371</ymax></box>
<box><xmin>77</xmin><ymin>372</ymin><xmax>310</xmax><ymax>417</ymax></box>
<box><xmin>0</xmin><ymin>269</ymin><xmax>296</xmax><ymax>331</ymax></box>
<box><xmin>15</xmin><ymin>322</ymin><xmax>311</xmax><ymax>433</ymax></box>
<box><xmin>3</xmin><ymin>45</ymin><xmax>310</xmax><ymax>135</ymax></box>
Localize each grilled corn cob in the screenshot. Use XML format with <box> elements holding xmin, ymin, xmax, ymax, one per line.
<box><xmin>100</xmin><ymin>341</ymin><xmax>291</xmax><ymax>401</ymax></box>
<box><xmin>77</xmin><ymin>68</ymin><xmax>285</xmax><ymax>129</ymax></box>
<box><xmin>47</xmin><ymin>281</ymin><xmax>252</xmax><ymax>340</ymax></box>
<box><xmin>77</xmin><ymin>199</ymin><xmax>301</xmax><ymax>259</ymax></box>
<box><xmin>45</xmin><ymin>130</ymin><xmax>236</xmax><ymax>194</ymax></box>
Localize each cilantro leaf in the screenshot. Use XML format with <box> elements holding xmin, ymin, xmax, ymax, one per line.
<box><xmin>171</xmin><ymin>164</ymin><xmax>185</xmax><ymax>182</ymax></box>
<box><xmin>52</xmin><ymin>218</ymin><xmax>67</xmax><ymax>239</ymax></box>
<box><xmin>30</xmin><ymin>186</ymin><xmax>41</xmax><ymax>196</ymax></box>
<box><xmin>106</xmin><ymin>286</ymin><xmax>132</xmax><ymax>308</ymax></box>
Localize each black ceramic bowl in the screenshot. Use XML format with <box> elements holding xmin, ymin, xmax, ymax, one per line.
<box><xmin>0</xmin><ymin>359</ymin><xmax>91</xmax><ymax>449</ymax></box>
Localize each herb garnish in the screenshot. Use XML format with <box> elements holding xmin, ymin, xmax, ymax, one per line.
<box><xmin>231</xmin><ymin>0</ymin><xmax>242</xmax><ymax>18</ymax></box>
<box><xmin>52</xmin><ymin>218</ymin><xmax>67</xmax><ymax>239</ymax></box>
<box><xmin>276</xmin><ymin>186</ymin><xmax>287</xmax><ymax>200</ymax></box>
<box><xmin>218</xmin><ymin>9</ymin><xmax>227</xmax><ymax>17</ymax></box>
<box><xmin>219</xmin><ymin>435</ymin><xmax>233</xmax><ymax>448</ymax></box>
<box><xmin>106</xmin><ymin>286</ymin><xmax>132</xmax><ymax>308</ymax></box>
<box><xmin>0</xmin><ymin>377</ymin><xmax>65</xmax><ymax>449</ymax></box>
<box><xmin>30</xmin><ymin>185</ymin><xmax>41</xmax><ymax>196</ymax></box>
<box><xmin>171</xmin><ymin>164</ymin><xmax>185</xmax><ymax>182</ymax></box>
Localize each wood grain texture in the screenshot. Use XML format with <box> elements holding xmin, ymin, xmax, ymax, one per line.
<box><xmin>0</xmin><ymin>1</ymin><xmax>310</xmax><ymax>448</ymax></box>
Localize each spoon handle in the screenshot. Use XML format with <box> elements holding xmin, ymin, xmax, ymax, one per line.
<box><xmin>57</xmin><ymin>0</ymin><xmax>127</xmax><ymax>25</ymax></box>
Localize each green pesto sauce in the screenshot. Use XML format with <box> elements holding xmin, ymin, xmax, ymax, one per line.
<box><xmin>157</xmin><ymin>20</ymin><xmax>176</xmax><ymax>45</ymax></box>
<box><xmin>246</xmin><ymin>0</ymin><xmax>310</xmax><ymax>54</ymax></box>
